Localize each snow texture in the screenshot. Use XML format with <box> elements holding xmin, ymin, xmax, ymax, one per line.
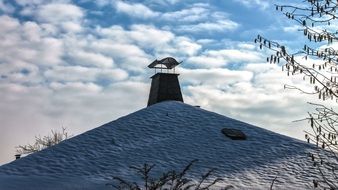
<box><xmin>0</xmin><ymin>101</ymin><xmax>320</xmax><ymax>189</ymax></box>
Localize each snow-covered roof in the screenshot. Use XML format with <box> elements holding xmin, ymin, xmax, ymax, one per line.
<box><xmin>0</xmin><ymin>101</ymin><xmax>319</xmax><ymax>189</ymax></box>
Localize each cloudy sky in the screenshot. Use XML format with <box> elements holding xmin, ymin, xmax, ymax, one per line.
<box><xmin>0</xmin><ymin>0</ymin><xmax>335</xmax><ymax>164</ymax></box>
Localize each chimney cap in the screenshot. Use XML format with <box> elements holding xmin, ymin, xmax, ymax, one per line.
<box><xmin>148</xmin><ymin>57</ymin><xmax>181</xmax><ymax>69</ymax></box>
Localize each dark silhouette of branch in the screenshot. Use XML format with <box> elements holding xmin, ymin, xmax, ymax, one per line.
<box><xmin>106</xmin><ymin>160</ymin><xmax>229</xmax><ymax>190</ymax></box>
<box><xmin>269</xmin><ymin>176</ymin><xmax>277</xmax><ymax>190</ymax></box>
<box><xmin>255</xmin><ymin>35</ymin><xmax>338</xmax><ymax>101</ymax></box>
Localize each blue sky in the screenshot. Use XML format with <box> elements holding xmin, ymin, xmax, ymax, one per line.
<box><xmin>0</xmin><ymin>0</ymin><xmax>333</xmax><ymax>164</ymax></box>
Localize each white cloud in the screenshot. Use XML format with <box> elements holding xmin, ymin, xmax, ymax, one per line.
<box><xmin>196</xmin><ymin>39</ymin><xmax>216</xmax><ymax>45</ymax></box>
<box><xmin>128</xmin><ymin>25</ymin><xmax>175</xmax><ymax>49</ymax></box>
<box><xmin>172</xmin><ymin>37</ymin><xmax>202</xmax><ymax>56</ymax></box>
<box><xmin>161</xmin><ymin>4</ymin><xmax>239</xmax><ymax>34</ymax></box>
<box><xmin>112</xmin><ymin>2</ymin><xmax>239</xmax><ymax>35</ymax></box>
<box><xmin>237</xmin><ymin>43</ymin><xmax>256</xmax><ymax>50</ymax></box>
<box><xmin>14</xmin><ymin>0</ymin><xmax>45</xmax><ymax>6</ymax></box>
<box><xmin>36</xmin><ymin>38</ymin><xmax>64</xmax><ymax>65</ymax></box>
<box><xmin>0</xmin><ymin>15</ymin><xmax>20</xmax><ymax>32</ymax></box>
<box><xmin>234</xmin><ymin>0</ymin><xmax>269</xmax><ymax>9</ymax></box>
<box><xmin>96</xmin><ymin>24</ymin><xmax>201</xmax><ymax>56</ymax></box>
<box><xmin>61</xmin><ymin>21</ymin><xmax>83</xmax><ymax>33</ymax></box>
<box><xmin>68</xmin><ymin>50</ymin><xmax>115</xmax><ymax>68</ymax></box>
<box><xmin>114</xmin><ymin>1</ymin><xmax>159</xmax><ymax>19</ymax></box>
<box><xmin>36</xmin><ymin>3</ymin><xmax>84</xmax><ymax>23</ymax></box>
<box><xmin>0</xmin><ymin>15</ymin><xmax>64</xmax><ymax>72</ymax></box>
<box><xmin>15</xmin><ymin>2</ymin><xmax>85</xmax><ymax>34</ymax></box>
<box><xmin>50</xmin><ymin>81</ymin><xmax>102</xmax><ymax>93</ymax></box>
<box><xmin>0</xmin><ymin>0</ymin><xmax>15</xmax><ymax>13</ymax></box>
<box><xmin>150</xmin><ymin>0</ymin><xmax>180</xmax><ymax>5</ymax></box>
<box><xmin>155</xmin><ymin>36</ymin><xmax>202</xmax><ymax>57</ymax></box>
<box><xmin>176</xmin><ymin>20</ymin><xmax>239</xmax><ymax>33</ymax></box>
<box><xmin>187</xmin><ymin>48</ymin><xmax>262</xmax><ymax>68</ymax></box>
<box><xmin>44</xmin><ymin>66</ymin><xmax>128</xmax><ymax>83</ymax></box>
<box><xmin>93</xmin><ymin>0</ymin><xmax>111</xmax><ymax>7</ymax></box>
<box><xmin>161</xmin><ymin>5</ymin><xmax>209</xmax><ymax>23</ymax></box>
<box><xmin>96</xmin><ymin>25</ymin><xmax>130</xmax><ymax>43</ymax></box>
<box><xmin>15</xmin><ymin>0</ymin><xmax>72</xmax><ymax>6</ymax></box>
<box><xmin>283</xmin><ymin>25</ymin><xmax>300</xmax><ymax>33</ymax></box>
<box><xmin>181</xmin><ymin>68</ymin><xmax>253</xmax><ymax>86</ymax></box>
<box><xmin>95</xmin><ymin>24</ymin><xmax>202</xmax><ymax>70</ymax></box>
<box><xmin>209</xmin><ymin>49</ymin><xmax>261</xmax><ymax>62</ymax></box>
<box><xmin>90</xmin><ymin>40</ymin><xmax>150</xmax><ymax>72</ymax></box>
<box><xmin>187</xmin><ymin>56</ymin><xmax>227</xmax><ymax>68</ymax></box>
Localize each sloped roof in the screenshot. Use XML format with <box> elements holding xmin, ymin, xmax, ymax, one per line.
<box><xmin>0</xmin><ymin>101</ymin><xmax>318</xmax><ymax>189</ymax></box>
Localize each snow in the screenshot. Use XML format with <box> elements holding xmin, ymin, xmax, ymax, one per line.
<box><xmin>0</xmin><ymin>101</ymin><xmax>321</xmax><ymax>189</ymax></box>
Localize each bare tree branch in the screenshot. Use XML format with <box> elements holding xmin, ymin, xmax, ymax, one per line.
<box><xmin>16</xmin><ymin>127</ymin><xmax>71</xmax><ymax>155</ymax></box>
<box><xmin>255</xmin><ymin>1</ymin><xmax>338</xmax><ymax>188</ymax></box>
<box><xmin>107</xmin><ymin>160</ymin><xmax>227</xmax><ymax>190</ymax></box>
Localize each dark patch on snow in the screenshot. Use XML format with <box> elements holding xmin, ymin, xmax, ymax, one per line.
<box><xmin>221</xmin><ymin>128</ymin><xmax>247</xmax><ymax>140</ymax></box>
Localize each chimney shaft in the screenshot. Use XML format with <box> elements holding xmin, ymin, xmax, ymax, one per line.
<box><xmin>147</xmin><ymin>73</ymin><xmax>183</xmax><ymax>107</ymax></box>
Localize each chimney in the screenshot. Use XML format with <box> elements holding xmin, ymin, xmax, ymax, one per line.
<box><xmin>15</xmin><ymin>154</ymin><xmax>21</xmax><ymax>160</ymax></box>
<box><xmin>147</xmin><ymin>57</ymin><xmax>183</xmax><ymax>107</ymax></box>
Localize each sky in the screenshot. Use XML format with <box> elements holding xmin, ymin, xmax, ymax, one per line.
<box><xmin>0</xmin><ymin>0</ymin><xmax>336</xmax><ymax>165</ymax></box>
